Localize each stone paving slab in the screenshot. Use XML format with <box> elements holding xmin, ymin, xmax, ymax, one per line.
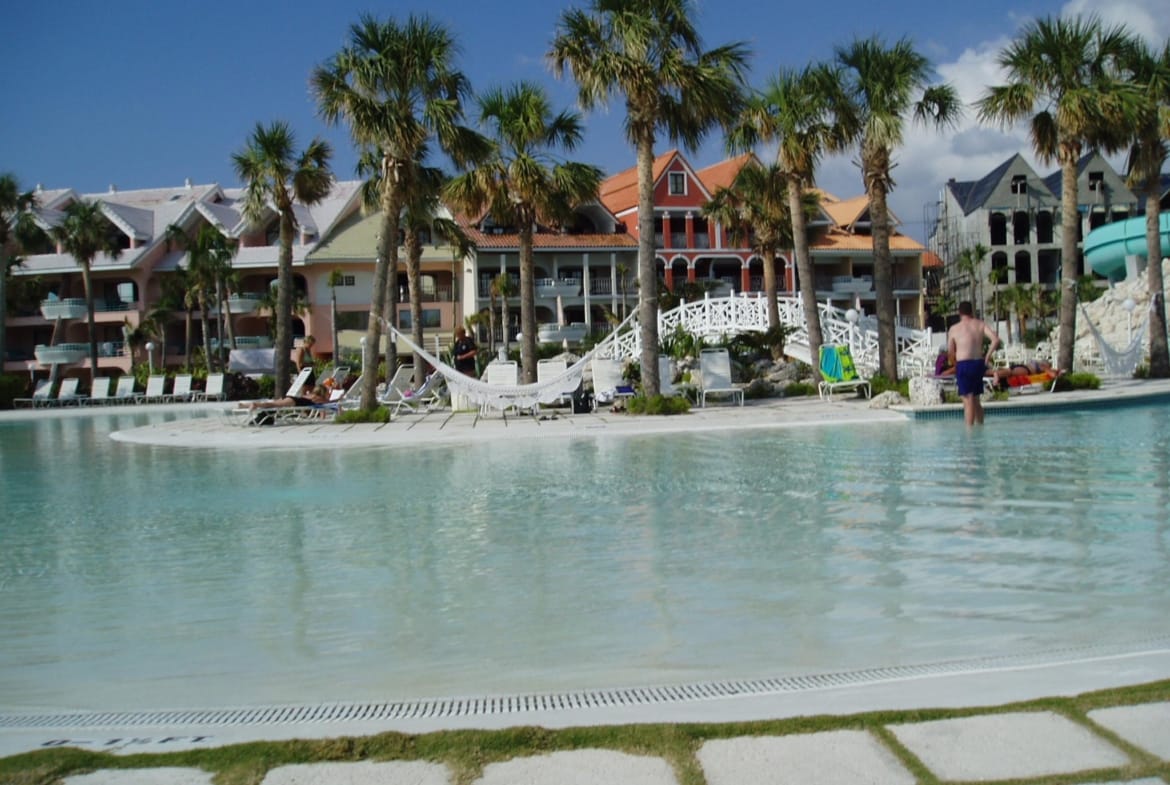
<box><xmin>1088</xmin><ymin>702</ymin><xmax>1170</xmax><ymax>760</ymax></box>
<box><xmin>64</xmin><ymin>768</ymin><xmax>214</xmax><ymax>785</ymax></box>
<box><xmin>261</xmin><ymin>760</ymin><xmax>452</xmax><ymax>784</ymax></box>
<box><xmin>472</xmin><ymin>749</ymin><xmax>678</xmax><ymax>785</ymax></box>
<box><xmin>698</xmin><ymin>730</ymin><xmax>915</xmax><ymax>785</ymax></box>
<box><xmin>888</xmin><ymin>711</ymin><xmax>1132</xmax><ymax>781</ymax></box>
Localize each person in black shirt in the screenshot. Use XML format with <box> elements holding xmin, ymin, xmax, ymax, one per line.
<box><xmin>453</xmin><ymin>327</ymin><xmax>477</xmax><ymax>376</ymax></box>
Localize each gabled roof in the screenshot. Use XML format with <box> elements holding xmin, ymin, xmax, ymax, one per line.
<box><xmin>695</xmin><ymin>153</ymin><xmax>755</xmax><ymax>193</ymax></box>
<box><xmin>100</xmin><ymin>202</ymin><xmax>153</xmax><ymax>241</ymax></box>
<box><xmin>946</xmin><ymin>153</ymin><xmax>1048</xmax><ymax>215</ymax></box>
<box><xmin>819</xmin><ymin>193</ymin><xmax>869</xmax><ymax>229</ymax></box>
<box><xmin>599</xmin><ymin>149</ymin><xmax>680</xmax><ymax>214</ymax></box>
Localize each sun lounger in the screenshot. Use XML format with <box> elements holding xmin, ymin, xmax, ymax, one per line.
<box><xmin>111</xmin><ymin>375</ymin><xmax>141</xmax><ymax>405</ymax></box>
<box><xmin>817</xmin><ymin>344</ymin><xmax>871</xmax><ymax>401</ymax></box>
<box><xmin>537</xmin><ymin>358</ymin><xmax>577</xmax><ymax>408</ymax></box>
<box><xmin>143</xmin><ymin>374</ymin><xmax>171</xmax><ymax>403</ymax></box>
<box><xmin>591</xmin><ymin>358</ymin><xmax>633</xmax><ymax>410</ymax></box>
<box><xmin>14</xmin><ymin>380</ymin><xmax>52</xmax><ymax>408</ymax></box>
<box><xmin>698</xmin><ymin>348</ymin><xmax>743</xmax><ymax>407</ymax></box>
<box><xmin>170</xmin><ymin>373</ymin><xmax>194</xmax><ymax>402</ymax></box>
<box><xmin>192</xmin><ymin>373</ymin><xmax>225</xmax><ymax>402</ymax></box>
<box><xmin>52</xmin><ymin>377</ymin><xmax>86</xmax><ymax>407</ymax></box>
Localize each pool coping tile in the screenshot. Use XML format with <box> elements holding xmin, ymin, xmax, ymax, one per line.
<box><xmin>1088</xmin><ymin>702</ymin><xmax>1170</xmax><ymax>761</ymax></box>
<box><xmin>698</xmin><ymin>730</ymin><xmax>915</xmax><ymax>785</ymax></box>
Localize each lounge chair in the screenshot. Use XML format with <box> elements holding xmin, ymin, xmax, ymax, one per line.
<box><xmin>481</xmin><ymin>360</ymin><xmax>520</xmax><ymax>415</ymax></box>
<box><xmin>143</xmin><ymin>374</ymin><xmax>171</xmax><ymax>403</ymax></box>
<box><xmin>591</xmin><ymin>357</ymin><xmax>633</xmax><ymax>410</ymax></box>
<box><xmin>170</xmin><ymin>373</ymin><xmax>194</xmax><ymax>402</ymax></box>
<box><xmin>286</xmin><ymin>367</ymin><xmax>313</xmax><ymax>398</ymax></box>
<box><xmin>537</xmin><ymin>358</ymin><xmax>576</xmax><ymax>408</ymax></box>
<box><xmin>111</xmin><ymin>375</ymin><xmax>140</xmax><ymax>405</ymax></box>
<box><xmin>817</xmin><ymin>344</ymin><xmax>872</xmax><ymax>401</ymax></box>
<box><xmin>192</xmin><ymin>373</ymin><xmax>226</xmax><ymax>402</ymax></box>
<box><xmin>698</xmin><ymin>348</ymin><xmax>743</xmax><ymax>407</ymax></box>
<box><xmin>658</xmin><ymin>356</ymin><xmax>677</xmax><ymax>397</ymax></box>
<box><xmin>87</xmin><ymin>377</ymin><xmax>112</xmax><ymax>406</ymax></box>
<box><xmin>53</xmin><ymin>377</ymin><xmax>86</xmax><ymax>407</ymax></box>
<box><xmin>14</xmin><ymin>380</ymin><xmax>52</xmax><ymax>408</ymax></box>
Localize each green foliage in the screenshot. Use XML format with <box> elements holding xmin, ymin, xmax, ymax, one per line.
<box><xmin>868</xmin><ymin>374</ymin><xmax>908</xmax><ymax>398</ymax></box>
<box><xmin>626</xmin><ymin>393</ymin><xmax>690</xmax><ymax>415</ymax></box>
<box><xmin>1053</xmin><ymin>372</ymin><xmax>1100</xmax><ymax>391</ymax></box>
<box><xmin>255</xmin><ymin>374</ymin><xmax>276</xmax><ymax>399</ymax></box>
<box><xmin>0</xmin><ymin>373</ymin><xmax>27</xmax><ymax>408</ymax></box>
<box><xmin>660</xmin><ymin>324</ymin><xmax>705</xmax><ymax>360</ymax></box>
<box><xmin>334</xmin><ymin>406</ymin><xmax>392</xmax><ymax>424</ymax></box>
<box><xmin>783</xmin><ymin>381</ymin><xmax>817</xmax><ymax>397</ymax></box>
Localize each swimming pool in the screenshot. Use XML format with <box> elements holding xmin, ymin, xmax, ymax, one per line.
<box><xmin>1</xmin><ymin>404</ymin><xmax>1168</xmax><ymax>713</ymax></box>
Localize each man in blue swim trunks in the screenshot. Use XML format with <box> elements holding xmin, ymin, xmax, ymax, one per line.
<box><xmin>947</xmin><ymin>300</ymin><xmax>1000</xmax><ymax>426</ymax></box>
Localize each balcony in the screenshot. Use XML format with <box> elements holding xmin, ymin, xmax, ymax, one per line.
<box><xmin>831</xmin><ymin>275</ymin><xmax>873</xmax><ymax>294</ymax></box>
<box><xmin>34</xmin><ymin>343</ymin><xmax>89</xmax><ymax>365</ymax></box>
<box><xmin>535</xmin><ymin>278</ymin><xmax>582</xmax><ymax>298</ymax></box>
<box><xmin>40</xmin><ymin>298</ymin><xmax>87</xmax><ymax>320</ymax></box>
<box><xmin>537</xmin><ymin>322</ymin><xmax>588</xmax><ymax>344</ymax></box>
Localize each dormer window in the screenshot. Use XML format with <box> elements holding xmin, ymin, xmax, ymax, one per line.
<box><xmin>668</xmin><ymin>172</ymin><xmax>685</xmax><ymax>195</ymax></box>
<box><xmin>1010</xmin><ymin>175</ymin><xmax>1027</xmax><ymax>195</ymax></box>
<box><xmin>1088</xmin><ymin>171</ymin><xmax>1104</xmax><ymax>192</ymax></box>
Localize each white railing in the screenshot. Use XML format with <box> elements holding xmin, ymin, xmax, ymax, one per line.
<box><xmin>600</xmin><ymin>291</ymin><xmax>934</xmax><ymax>377</ymax></box>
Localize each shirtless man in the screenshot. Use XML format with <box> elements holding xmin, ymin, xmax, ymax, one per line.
<box><xmin>947</xmin><ymin>301</ymin><xmax>1000</xmax><ymax>426</ymax></box>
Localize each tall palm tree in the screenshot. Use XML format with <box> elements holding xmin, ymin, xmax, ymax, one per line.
<box><xmin>550</xmin><ymin>0</ymin><xmax>750</xmax><ymax>395</ymax></box>
<box><xmin>728</xmin><ymin>64</ymin><xmax>845</xmax><ymax>368</ymax></box>
<box><xmin>313</xmin><ymin>14</ymin><xmax>486</xmax><ymax>410</ymax></box>
<box><xmin>701</xmin><ymin>160</ymin><xmax>817</xmax><ymax>335</ymax></box>
<box><xmin>833</xmin><ymin>36</ymin><xmax>962</xmax><ymax>379</ymax></box>
<box><xmin>51</xmin><ymin>200</ymin><xmax>123</xmax><ymax>384</ymax></box>
<box><xmin>446</xmin><ymin>81</ymin><xmax>603</xmax><ymax>383</ymax></box>
<box><xmin>232</xmin><ymin>120</ymin><xmax>334</xmax><ymax>394</ymax></box>
<box><xmin>955</xmin><ymin>243</ymin><xmax>989</xmax><ymax>313</ymax></box>
<box><xmin>1</xmin><ymin>174</ymin><xmax>39</xmax><ymax>368</ymax></box>
<box><xmin>1121</xmin><ymin>37</ymin><xmax>1170</xmax><ymax>378</ymax></box>
<box><xmin>166</xmin><ymin>223</ymin><xmax>238</xmax><ymax>371</ymax></box>
<box><xmin>491</xmin><ymin>272</ymin><xmax>517</xmax><ymax>356</ymax></box>
<box><xmin>978</xmin><ymin>15</ymin><xmax>1139</xmax><ymax>373</ymax></box>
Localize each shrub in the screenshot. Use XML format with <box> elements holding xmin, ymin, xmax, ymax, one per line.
<box><xmin>334</xmin><ymin>406</ymin><xmax>392</xmax><ymax>424</ymax></box>
<box><xmin>1053</xmin><ymin>372</ymin><xmax>1100</xmax><ymax>392</ymax></box>
<box><xmin>255</xmin><ymin>374</ymin><xmax>276</xmax><ymax>399</ymax></box>
<box><xmin>869</xmin><ymin>374</ymin><xmax>909</xmax><ymax>398</ymax></box>
<box><xmin>626</xmin><ymin>393</ymin><xmax>691</xmax><ymax>415</ymax></box>
<box><xmin>783</xmin><ymin>381</ymin><xmax>817</xmax><ymax>398</ymax></box>
<box><xmin>0</xmin><ymin>373</ymin><xmax>28</xmax><ymax>408</ymax></box>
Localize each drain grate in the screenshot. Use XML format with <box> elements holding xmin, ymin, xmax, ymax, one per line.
<box><xmin>3</xmin><ymin>638</ymin><xmax>1168</xmax><ymax>730</ymax></box>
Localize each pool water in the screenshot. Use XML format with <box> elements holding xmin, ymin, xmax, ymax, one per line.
<box><xmin>1</xmin><ymin>405</ymin><xmax>1169</xmax><ymax>712</ymax></box>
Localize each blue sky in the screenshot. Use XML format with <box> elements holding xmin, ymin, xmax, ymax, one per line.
<box><xmin>3</xmin><ymin>0</ymin><xmax>1166</xmax><ymax>242</ymax></box>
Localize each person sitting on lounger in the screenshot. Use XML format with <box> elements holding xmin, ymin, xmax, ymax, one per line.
<box><xmin>987</xmin><ymin>359</ymin><xmax>1057</xmax><ymax>387</ymax></box>
<box><xmin>247</xmin><ymin>385</ymin><xmax>329</xmax><ymax>410</ymax></box>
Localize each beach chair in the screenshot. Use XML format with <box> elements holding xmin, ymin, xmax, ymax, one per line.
<box><xmin>817</xmin><ymin>344</ymin><xmax>872</xmax><ymax>402</ymax></box>
<box><xmin>698</xmin><ymin>348</ymin><xmax>743</xmax><ymax>407</ymax></box>
<box><xmin>14</xmin><ymin>380</ymin><xmax>52</xmax><ymax>408</ymax></box>
<box><xmin>111</xmin><ymin>375</ymin><xmax>140</xmax><ymax>405</ymax></box>
<box><xmin>143</xmin><ymin>374</ymin><xmax>171</xmax><ymax>403</ymax></box>
<box><xmin>591</xmin><ymin>357</ymin><xmax>633</xmax><ymax>410</ymax></box>
<box><xmin>170</xmin><ymin>373</ymin><xmax>194</xmax><ymax>402</ymax></box>
<box><xmin>192</xmin><ymin>372</ymin><xmax>226</xmax><ymax>402</ymax></box>
<box><xmin>658</xmin><ymin>356</ymin><xmax>677</xmax><ymax>397</ymax></box>
<box><xmin>537</xmin><ymin>358</ymin><xmax>576</xmax><ymax>408</ymax></box>
<box><xmin>87</xmin><ymin>376</ymin><xmax>112</xmax><ymax>405</ymax></box>
<box><xmin>481</xmin><ymin>360</ymin><xmax>520</xmax><ymax>415</ymax></box>
<box><xmin>286</xmin><ymin>367</ymin><xmax>313</xmax><ymax>398</ymax></box>
<box><xmin>53</xmin><ymin>377</ymin><xmax>86</xmax><ymax>407</ymax></box>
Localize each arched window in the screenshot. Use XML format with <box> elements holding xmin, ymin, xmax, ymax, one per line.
<box><xmin>989</xmin><ymin>213</ymin><xmax>1007</xmax><ymax>246</ymax></box>
<box><xmin>1013</xmin><ymin>211</ymin><xmax>1030</xmax><ymax>244</ymax></box>
<box><xmin>1014</xmin><ymin>251</ymin><xmax>1032</xmax><ymax>284</ymax></box>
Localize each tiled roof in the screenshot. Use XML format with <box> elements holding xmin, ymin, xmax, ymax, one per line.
<box><xmin>811</xmin><ymin>230</ymin><xmax>924</xmax><ymax>253</ymax></box>
<box><xmin>921</xmin><ymin>250</ymin><xmax>944</xmax><ymax>268</ymax></box>
<box><xmin>695</xmin><ymin>153</ymin><xmax>754</xmax><ymax>193</ymax></box>
<box><xmin>820</xmin><ymin>194</ymin><xmax>869</xmax><ymax>229</ymax></box>
<box><xmin>599</xmin><ymin>149</ymin><xmax>678</xmax><ymax>214</ymax></box>
<box><xmin>460</xmin><ymin>224</ymin><xmax>638</xmax><ymax>250</ymax></box>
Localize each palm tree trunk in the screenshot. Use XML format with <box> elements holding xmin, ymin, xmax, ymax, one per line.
<box><xmin>519</xmin><ymin>221</ymin><xmax>537</xmax><ymax>384</ymax></box>
<box><xmin>405</xmin><ymin>232</ymin><xmax>425</xmax><ymax>389</ymax></box>
<box><xmin>789</xmin><ymin>183</ymin><xmax>822</xmax><ymax>366</ymax></box>
<box><xmin>274</xmin><ymin>210</ymin><xmax>295</xmax><ymax>394</ymax></box>
<box><xmin>330</xmin><ymin>287</ymin><xmax>340</xmax><ymax>371</ymax></box>
<box><xmin>184</xmin><ymin>308</ymin><xmax>193</xmax><ymax>368</ymax></box>
<box><xmin>200</xmin><ymin>297</ymin><xmax>213</xmax><ymax>376</ymax></box>
<box><xmin>636</xmin><ymin>133</ymin><xmax>661</xmax><ymax>396</ymax></box>
<box><xmin>81</xmin><ymin>261</ymin><xmax>99</xmax><ymax>385</ymax></box>
<box><xmin>1145</xmin><ymin>187</ymin><xmax>1169</xmax><ymax>377</ymax></box>
<box><xmin>360</xmin><ymin>191</ymin><xmax>399</xmax><ymax>410</ymax></box>
<box><xmin>0</xmin><ymin>260</ymin><xmax>8</xmax><ymax>368</ymax></box>
<box><xmin>1057</xmin><ymin>149</ymin><xmax>1079</xmax><ymax>373</ymax></box>
<box><xmin>866</xmin><ymin>152</ymin><xmax>898</xmax><ymax>379</ymax></box>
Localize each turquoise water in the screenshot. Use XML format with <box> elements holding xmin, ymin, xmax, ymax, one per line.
<box><xmin>1</xmin><ymin>405</ymin><xmax>1169</xmax><ymax>712</ymax></box>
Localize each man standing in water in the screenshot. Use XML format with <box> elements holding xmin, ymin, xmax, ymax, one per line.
<box><xmin>948</xmin><ymin>301</ymin><xmax>1000</xmax><ymax>426</ymax></box>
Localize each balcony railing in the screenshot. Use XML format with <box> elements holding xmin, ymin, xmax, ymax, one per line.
<box><xmin>40</xmin><ymin>298</ymin><xmax>87</xmax><ymax>320</ymax></box>
<box><xmin>34</xmin><ymin>343</ymin><xmax>88</xmax><ymax>365</ymax></box>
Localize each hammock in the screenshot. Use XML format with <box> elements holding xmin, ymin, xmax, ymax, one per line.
<box><xmin>384</xmin><ymin>312</ymin><xmax>637</xmax><ymax>412</ymax></box>
<box><xmin>1079</xmin><ymin>304</ymin><xmax>1148</xmax><ymax>378</ymax></box>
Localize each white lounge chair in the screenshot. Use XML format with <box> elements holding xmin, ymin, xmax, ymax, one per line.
<box><xmin>14</xmin><ymin>380</ymin><xmax>52</xmax><ymax>408</ymax></box>
<box><xmin>170</xmin><ymin>373</ymin><xmax>194</xmax><ymax>402</ymax></box>
<box><xmin>143</xmin><ymin>374</ymin><xmax>171</xmax><ymax>403</ymax></box>
<box><xmin>537</xmin><ymin>358</ymin><xmax>577</xmax><ymax>408</ymax></box>
<box><xmin>53</xmin><ymin>377</ymin><xmax>86</xmax><ymax>407</ymax></box>
<box><xmin>111</xmin><ymin>375</ymin><xmax>140</xmax><ymax>405</ymax></box>
<box><xmin>698</xmin><ymin>348</ymin><xmax>743</xmax><ymax>407</ymax></box>
<box><xmin>658</xmin><ymin>356</ymin><xmax>677</xmax><ymax>397</ymax></box>
<box><xmin>481</xmin><ymin>360</ymin><xmax>520</xmax><ymax>415</ymax></box>
<box><xmin>591</xmin><ymin>357</ymin><xmax>634</xmax><ymax>410</ymax></box>
<box><xmin>192</xmin><ymin>373</ymin><xmax>225</xmax><ymax>402</ymax></box>
<box><xmin>87</xmin><ymin>377</ymin><xmax>112</xmax><ymax>405</ymax></box>
<box><xmin>286</xmin><ymin>367</ymin><xmax>313</xmax><ymax>397</ymax></box>
<box><xmin>817</xmin><ymin>344</ymin><xmax>871</xmax><ymax>401</ymax></box>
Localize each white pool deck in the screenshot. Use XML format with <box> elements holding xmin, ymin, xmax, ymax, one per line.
<box><xmin>4</xmin><ymin>379</ymin><xmax>1170</xmax><ymax>781</ymax></box>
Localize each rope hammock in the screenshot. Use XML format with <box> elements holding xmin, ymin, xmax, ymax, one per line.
<box><xmin>382</xmin><ymin>311</ymin><xmax>638</xmax><ymax>412</ymax></box>
<box><xmin>1079</xmin><ymin>304</ymin><xmax>1148</xmax><ymax>378</ymax></box>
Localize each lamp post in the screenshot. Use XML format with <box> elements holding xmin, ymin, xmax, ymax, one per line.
<box><xmin>145</xmin><ymin>342</ymin><xmax>155</xmax><ymax>376</ymax></box>
<box><xmin>1122</xmin><ymin>298</ymin><xmax>1136</xmax><ymax>344</ymax></box>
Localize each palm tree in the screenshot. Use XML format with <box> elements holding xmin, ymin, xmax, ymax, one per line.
<box><xmin>491</xmin><ymin>272</ymin><xmax>517</xmax><ymax>356</ymax></box>
<box><xmin>978</xmin><ymin>15</ymin><xmax>1139</xmax><ymax>373</ymax></box>
<box><xmin>445</xmin><ymin>82</ymin><xmax>603</xmax><ymax>383</ymax></box>
<box><xmin>550</xmin><ymin>0</ymin><xmax>750</xmax><ymax>396</ymax></box>
<box><xmin>728</xmin><ymin>64</ymin><xmax>845</xmax><ymax>368</ymax></box>
<box><xmin>1121</xmin><ymin>37</ymin><xmax>1170</xmax><ymax>378</ymax></box>
<box><xmin>166</xmin><ymin>223</ymin><xmax>238</xmax><ymax>371</ymax></box>
<box><xmin>1</xmin><ymin>174</ymin><xmax>38</xmax><ymax>368</ymax></box>
<box><xmin>314</xmin><ymin>14</ymin><xmax>486</xmax><ymax>410</ymax></box>
<box><xmin>987</xmin><ymin>262</ymin><xmax>1009</xmax><ymax>341</ymax></box>
<box><xmin>955</xmin><ymin>243</ymin><xmax>990</xmax><ymax>314</ymax></box>
<box><xmin>701</xmin><ymin>160</ymin><xmax>817</xmax><ymax>336</ymax></box>
<box><xmin>51</xmin><ymin>200</ymin><xmax>123</xmax><ymax>384</ymax></box>
<box><xmin>832</xmin><ymin>36</ymin><xmax>962</xmax><ymax>379</ymax></box>
<box><xmin>232</xmin><ymin>120</ymin><xmax>334</xmax><ymax>394</ymax></box>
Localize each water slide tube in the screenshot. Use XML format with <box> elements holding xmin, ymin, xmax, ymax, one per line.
<box><xmin>1083</xmin><ymin>212</ymin><xmax>1170</xmax><ymax>281</ymax></box>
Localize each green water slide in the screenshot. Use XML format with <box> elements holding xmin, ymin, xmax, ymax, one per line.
<box><xmin>1083</xmin><ymin>213</ymin><xmax>1170</xmax><ymax>280</ymax></box>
